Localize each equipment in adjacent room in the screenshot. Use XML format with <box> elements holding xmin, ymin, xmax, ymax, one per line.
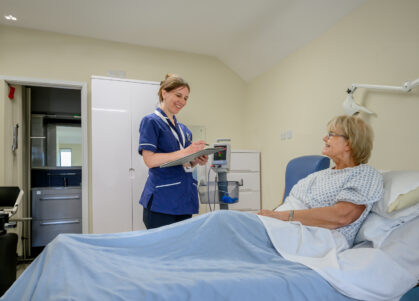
<box><xmin>0</xmin><ymin>187</ymin><xmax>24</xmax><ymax>296</ymax></box>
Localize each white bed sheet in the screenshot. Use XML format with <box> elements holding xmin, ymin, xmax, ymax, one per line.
<box><xmin>258</xmin><ymin>215</ymin><xmax>417</xmax><ymax>301</ymax></box>
<box><xmin>379</xmin><ymin>216</ymin><xmax>419</xmax><ymax>280</ymax></box>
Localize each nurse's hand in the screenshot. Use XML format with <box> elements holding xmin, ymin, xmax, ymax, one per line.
<box><xmin>192</xmin><ymin>155</ymin><xmax>208</xmax><ymax>166</ymax></box>
<box><xmin>184</xmin><ymin>140</ymin><xmax>206</xmax><ymax>155</ymax></box>
<box><xmin>142</xmin><ymin>140</ymin><xmax>207</xmax><ymax>169</ymax></box>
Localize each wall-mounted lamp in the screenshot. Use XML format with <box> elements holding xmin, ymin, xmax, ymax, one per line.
<box><xmin>343</xmin><ymin>77</ymin><xmax>419</xmax><ymax>115</ymax></box>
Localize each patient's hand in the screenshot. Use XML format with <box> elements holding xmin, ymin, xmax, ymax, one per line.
<box><xmin>257</xmin><ymin>209</ymin><xmax>284</xmax><ymax>220</ymax></box>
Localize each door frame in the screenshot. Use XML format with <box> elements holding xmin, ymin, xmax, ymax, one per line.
<box><xmin>0</xmin><ymin>75</ymin><xmax>89</xmax><ymax>233</ymax></box>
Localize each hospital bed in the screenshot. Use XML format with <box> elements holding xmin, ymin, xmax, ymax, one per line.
<box><xmin>1</xmin><ymin>156</ymin><xmax>418</xmax><ymax>301</ymax></box>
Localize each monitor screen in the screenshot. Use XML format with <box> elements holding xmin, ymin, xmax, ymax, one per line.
<box><xmin>0</xmin><ymin>187</ymin><xmax>20</xmax><ymax>207</ymax></box>
<box><xmin>213</xmin><ymin>145</ymin><xmax>227</xmax><ymax>161</ymax></box>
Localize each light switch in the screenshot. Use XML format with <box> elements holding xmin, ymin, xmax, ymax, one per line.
<box><xmin>280</xmin><ymin>131</ymin><xmax>286</xmax><ymax>140</ymax></box>
<box><xmin>286</xmin><ymin>130</ymin><xmax>293</xmax><ymax>139</ymax></box>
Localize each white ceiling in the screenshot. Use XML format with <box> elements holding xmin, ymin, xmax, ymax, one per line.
<box><xmin>0</xmin><ymin>0</ymin><xmax>367</xmax><ymax>81</ymax></box>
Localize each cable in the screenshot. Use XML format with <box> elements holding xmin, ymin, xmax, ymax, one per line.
<box><xmin>213</xmin><ymin>174</ymin><xmax>218</xmax><ymax>210</ymax></box>
<box><xmin>207</xmin><ymin>167</ymin><xmax>212</xmax><ymax>212</ymax></box>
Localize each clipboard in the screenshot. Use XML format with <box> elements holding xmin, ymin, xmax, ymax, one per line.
<box><xmin>160</xmin><ymin>147</ymin><xmax>225</xmax><ymax>168</ymax></box>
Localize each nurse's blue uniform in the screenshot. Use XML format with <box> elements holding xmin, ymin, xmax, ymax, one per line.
<box><xmin>138</xmin><ymin>108</ymin><xmax>198</xmax><ymax>223</ymax></box>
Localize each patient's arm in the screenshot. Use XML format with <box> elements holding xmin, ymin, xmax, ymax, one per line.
<box><xmin>257</xmin><ymin>201</ymin><xmax>365</xmax><ymax>229</ymax></box>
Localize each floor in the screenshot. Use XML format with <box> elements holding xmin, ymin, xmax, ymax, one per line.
<box><xmin>16</xmin><ymin>263</ymin><xmax>31</xmax><ymax>278</ymax></box>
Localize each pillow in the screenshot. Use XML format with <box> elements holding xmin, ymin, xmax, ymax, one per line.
<box><xmin>372</xmin><ymin>170</ymin><xmax>419</xmax><ymax>219</ymax></box>
<box><xmin>355</xmin><ymin>170</ymin><xmax>419</xmax><ymax>247</ymax></box>
<box><xmin>387</xmin><ymin>185</ymin><xmax>419</xmax><ymax>213</ymax></box>
<box><xmin>380</xmin><ymin>216</ymin><xmax>419</xmax><ymax>280</ymax></box>
<box><xmin>354</xmin><ymin>211</ymin><xmax>416</xmax><ymax>248</ymax></box>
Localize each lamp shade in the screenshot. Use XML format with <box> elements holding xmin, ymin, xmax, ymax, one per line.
<box><xmin>343</xmin><ymin>93</ymin><xmax>373</xmax><ymax>115</ymax></box>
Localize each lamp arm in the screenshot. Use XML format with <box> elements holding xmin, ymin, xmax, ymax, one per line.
<box><xmin>349</xmin><ymin>77</ymin><xmax>419</xmax><ymax>94</ymax></box>
<box><xmin>404</xmin><ymin>78</ymin><xmax>419</xmax><ymax>91</ymax></box>
<box><xmin>344</xmin><ymin>77</ymin><xmax>419</xmax><ymax>115</ymax></box>
<box><xmin>350</xmin><ymin>83</ymin><xmax>406</xmax><ymax>93</ymax></box>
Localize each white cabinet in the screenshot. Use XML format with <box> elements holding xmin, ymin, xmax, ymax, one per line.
<box><xmin>91</xmin><ymin>76</ymin><xmax>159</xmax><ymax>233</ymax></box>
<box><xmin>230</xmin><ymin>151</ymin><xmax>260</xmax><ymax>172</ymax></box>
<box><xmin>200</xmin><ymin>150</ymin><xmax>261</xmax><ymax>212</ymax></box>
<box><xmin>228</xmin><ymin>150</ymin><xmax>261</xmax><ymax>212</ymax></box>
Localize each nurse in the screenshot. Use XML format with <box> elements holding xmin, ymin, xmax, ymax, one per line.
<box><xmin>138</xmin><ymin>74</ymin><xmax>208</xmax><ymax>229</ymax></box>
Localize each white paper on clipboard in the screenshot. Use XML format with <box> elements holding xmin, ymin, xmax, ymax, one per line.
<box><xmin>160</xmin><ymin>147</ymin><xmax>224</xmax><ymax>168</ymax></box>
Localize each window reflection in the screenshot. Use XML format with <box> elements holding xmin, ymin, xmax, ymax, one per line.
<box><xmin>31</xmin><ymin>115</ymin><xmax>82</xmax><ymax>167</ymax></box>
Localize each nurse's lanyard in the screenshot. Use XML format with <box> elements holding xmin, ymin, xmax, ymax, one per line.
<box><xmin>154</xmin><ymin>109</ymin><xmax>193</xmax><ymax>173</ymax></box>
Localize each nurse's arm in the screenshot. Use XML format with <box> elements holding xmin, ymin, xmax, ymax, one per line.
<box><xmin>142</xmin><ymin>150</ymin><xmax>188</xmax><ymax>168</ymax></box>
<box><xmin>142</xmin><ymin>141</ymin><xmax>206</xmax><ymax>168</ymax></box>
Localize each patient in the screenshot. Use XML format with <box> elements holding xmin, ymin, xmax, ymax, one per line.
<box><xmin>258</xmin><ymin>115</ymin><xmax>384</xmax><ymax>246</ymax></box>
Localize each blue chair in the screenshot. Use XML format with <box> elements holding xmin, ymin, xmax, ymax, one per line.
<box><xmin>283</xmin><ymin>155</ymin><xmax>330</xmax><ymax>202</ymax></box>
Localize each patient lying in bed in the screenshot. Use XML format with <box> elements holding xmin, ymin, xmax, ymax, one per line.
<box><xmin>259</xmin><ymin>115</ymin><xmax>383</xmax><ymax>248</ymax></box>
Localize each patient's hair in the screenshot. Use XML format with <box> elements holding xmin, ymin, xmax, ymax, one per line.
<box><xmin>158</xmin><ymin>73</ymin><xmax>190</xmax><ymax>103</ymax></box>
<box><xmin>327</xmin><ymin>115</ymin><xmax>373</xmax><ymax>164</ymax></box>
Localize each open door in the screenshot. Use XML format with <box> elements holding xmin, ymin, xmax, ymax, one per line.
<box><xmin>0</xmin><ymin>80</ymin><xmax>29</xmax><ymax>257</ymax></box>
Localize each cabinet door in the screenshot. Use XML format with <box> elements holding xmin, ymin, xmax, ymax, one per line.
<box><xmin>130</xmin><ymin>83</ymin><xmax>159</xmax><ymax>231</ymax></box>
<box><xmin>230</xmin><ymin>152</ymin><xmax>260</xmax><ymax>172</ymax></box>
<box><xmin>32</xmin><ymin>219</ymin><xmax>82</xmax><ymax>247</ymax></box>
<box><xmin>228</xmin><ymin>172</ymin><xmax>260</xmax><ymax>191</ymax></box>
<box><xmin>228</xmin><ymin>191</ymin><xmax>261</xmax><ymax>211</ymax></box>
<box><xmin>32</xmin><ymin>188</ymin><xmax>81</xmax><ymax>220</ymax></box>
<box><xmin>92</xmin><ymin>78</ymin><xmax>132</xmax><ymax>233</ymax></box>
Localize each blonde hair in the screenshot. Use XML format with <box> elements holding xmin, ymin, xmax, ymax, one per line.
<box><xmin>327</xmin><ymin>115</ymin><xmax>374</xmax><ymax>164</ymax></box>
<box><xmin>158</xmin><ymin>73</ymin><xmax>190</xmax><ymax>103</ymax></box>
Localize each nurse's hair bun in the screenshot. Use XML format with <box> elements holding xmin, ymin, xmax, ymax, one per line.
<box><xmin>166</xmin><ymin>73</ymin><xmax>179</xmax><ymax>79</ymax></box>
<box><xmin>160</xmin><ymin>73</ymin><xmax>179</xmax><ymax>85</ymax></box>
<box><xmin>158</xmin><ymin>73</ymin><xmax>190</xmax><ymax>103</ymax></box>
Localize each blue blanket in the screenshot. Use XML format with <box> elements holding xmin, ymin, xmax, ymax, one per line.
<box><xmin>2</xmin><ymin>211</ymin><xmax>356</xmax><ymax>300</ymax></box>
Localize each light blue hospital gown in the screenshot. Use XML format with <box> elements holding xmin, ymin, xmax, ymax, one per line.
<box><xmin>286</xmin><ymin>164</ymin><xmax>383</xmax><ymax>246</ymax></box>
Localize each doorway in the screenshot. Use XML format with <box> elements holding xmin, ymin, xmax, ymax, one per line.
<box><xmin>0</xmin><ymin>76</ymin><xmax>88</xmax><ymax>259</ymax></box>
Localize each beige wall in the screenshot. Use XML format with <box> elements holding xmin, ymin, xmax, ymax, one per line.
<box><xmin>0</xmin><ymin>83</ymin><xmax>25</xmax><ymax>186</ymax></box>
<box><xmin>0</xmin><ymin>25</ymin><xmax>247</xmax><ymax>148</ymax></box>
<box><xmin>0</xmin><ymin>82</ymin><xmax>5</xmax><ymax>184</ymax></box>
<box><xmin>245</xmin><ymin>0</ymin><xmax>419</xmax><ymax>210</ymax></box>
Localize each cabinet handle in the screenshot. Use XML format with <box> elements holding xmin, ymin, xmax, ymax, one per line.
<box><xmin>12</xmin><ymin>124</ymin><xmax>19</xmax><ymax>152</ymax></box>
<box><xmin>39</xmin><ymin>195</ymin><xmax>80</xmax><ymax>201</ymax></box>
<box><xmin>240</xmin><ymin>189</ymin><xmax>255</xmax><ymax>192</ymax></box>
<box><xmin>46</xmin><ymin>173</ymin><xmax>77</xmax><ymax>176</ymax></box>
<box><xmin>40</xmin><ymin>219</ymin><xmax>80</xmax><ymax>226</ymax></box>
<box><xmin>129</xmin><ymin>168</ymin><xmax>135</xmax><ymax>179</ymax></box>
